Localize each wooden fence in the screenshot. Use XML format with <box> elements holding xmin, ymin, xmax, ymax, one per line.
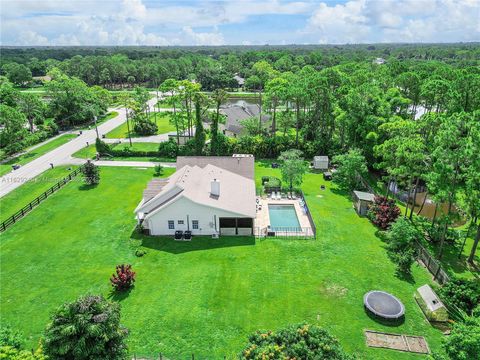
<box><xmin>0</xmin><ymin>164</ymin><xmax>85</xmax><ymax>233</ymax></box>
<box><xmin>415</xmin><ymin>241</ymin><xmax>450</xmax><ymax>284</ymax></box>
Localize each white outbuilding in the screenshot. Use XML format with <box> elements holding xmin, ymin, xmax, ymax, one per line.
<box><xmin>313</xmin><ymin>156</ymin><xmax>329</xmax><ymax>170</ymax></box>
<box><xmin>353</xmin><ymin>190</ymin><xmax>376</xmax><ymax>216</ymax></box>
<box><xmin>135</xmin><ymin>156</ymin><xmax>256</xmax><ymax>236</ymax></box>
<box><xmin>414</xmin><ymin>284</ymin><xmax>448</xmax><ymax>322</ymax></box>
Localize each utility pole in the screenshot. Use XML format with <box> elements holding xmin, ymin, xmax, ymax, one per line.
<box><xmin>124</xmin><ymin>100</ymin><xmax>132</xmax><ymax>146</ymax></box>
<box><xmin>93</xmin><ymin>115</ymin><xmax>99</xmax><ymax>139</ymax></box>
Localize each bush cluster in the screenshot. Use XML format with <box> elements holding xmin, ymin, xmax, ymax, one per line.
<box><xmin>368</xmin><ymin>196</ymin><xmax>401</xmax><ymax>230</ymax></box>
<box><xmin>439</xmin><ymin>278</ymin><xmax>480</xmax><ymax>315</ymax></box>
<box><xmin>110</xmin><ymin>264</ymin><xmax>136</xmax><ymax>292</ymax></box>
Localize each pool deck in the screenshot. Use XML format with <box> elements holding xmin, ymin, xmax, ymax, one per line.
<box><xmin>255</xmin><ymin>196</ymin><xmax>313</xmax><ymax>236</ymax></box>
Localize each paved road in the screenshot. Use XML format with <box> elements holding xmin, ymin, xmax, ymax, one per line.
<box><xmin>0</xmin><ymin>97</ymin><xmax>158</xmax><ymax>198</ymax></box>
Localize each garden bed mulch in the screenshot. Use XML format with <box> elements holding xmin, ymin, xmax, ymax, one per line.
<box><xmin>364</xmin><ymin>330</ymin><xmax>430</xmax><ymax>354</ymax></box>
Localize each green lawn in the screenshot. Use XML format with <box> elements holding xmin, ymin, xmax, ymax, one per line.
<box><xmin>72</xmin><ymin>142</ymin><xmax>175</xmax><ymax>163</ymax></box>
<box><xmin>0</xmin><ymin>166</ymin><xmax>78</xmax><ymax>221</ymax></box>
<box><xmin>0</xmin><ymin>164</ymin><xmax>445</xmax><ymax>358</ymax></box>
<box><xmin>106</xmin><ymin>112</ymin><xmax>175</xmax><ymax>139</ymax></box>
<box><xmin>0</xmin><ymin>134</ymin><xmax>77</xmax><ymax>177</ymax></box>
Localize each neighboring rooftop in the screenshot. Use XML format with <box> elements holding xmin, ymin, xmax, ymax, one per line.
<box><xmin>220</xmin><ymin>102</ymin><xmax>270</xmax><ymax>134</ymax></box>
<box><xmin>176</xmin><ymin>155</ymin><xmax>254</xmax><ymax>179</ymax></box>
<box><xmin>314</xmin><ymin>156</ymin><xmax>329</xmax><ymax>161</ymax></box>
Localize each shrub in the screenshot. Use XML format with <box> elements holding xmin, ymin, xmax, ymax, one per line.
<box><xmin>368</xmin><ymin>196</ymin><xmax>401</xmax><ymax>230</ymax></box>
<box><xmin>439</xmin><ymin>278</ymin><xmax>480</xmax><ymax>315</ymax></box>
<box><xmin>110</xmin><ymin>264</ymin><xmax>136</xmax><ymax>292</ymax></box>
<box><xmin>441</xmin><ymin>312</ymin><xmax>480</xmax><ymax>360</ymax></box>
<box><xmin>154</xmin><ymin>164</ymin><xmax>163</xmax><ymax>176</ymax></box>
<box><xmin>158</xmin><ymin>138</ymin><xmax>179</xmax><ymax>158</ymax></box>
<box><xmin>135</xmin><ymin>249</ymin><xmax>146</xmax><ymax>257</ymax></box>
<box><xmin>386</xmin><ymin>217</ymin><xmax>420</xmax><ymax>275</ymax></box>
<box><xmin>133</xmin><ymin>118</ymin><xmax>157</xmax><ymax>136</ymax></box>
<box><xmin>240</xmin><ymin>323</ymin><xmax>354</xmax><ymax>360</ymax></box>
<box><xmin>263</xmin><ymin>176</ymin><xmax>282</xmax><ymax>192</ymax></box>
<box><xmin>0</xmin><ymin>325</ymin><xmax>23</xmax><ymax>349</ymax></box>
<box><xmin>95</xmin><ymin>138</ymin><xmax>111</xmax><ymax>156</ymax></box>
<box><xmin>81</xmin><ymin>160</ymin><xmax>100</xmax><ymax>185</ymax></box>
<box><xmin>0</xmin><ymin>345</ymin><xmax>46</xmax><ymax>360</ymax></box>
<box><xmin>43</xmin><ymin>294</ymin><xmax>128</xmax><ymax>360</ymax></box>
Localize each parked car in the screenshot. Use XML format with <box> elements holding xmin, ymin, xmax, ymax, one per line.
<box><xmin>12</xmin><ymin>164</ymin><xmax>21</xmax><ymax>170</ymax></box>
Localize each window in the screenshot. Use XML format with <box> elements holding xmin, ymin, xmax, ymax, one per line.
<box><xmin>178</xmin><ymin>220</ymin><xmax>184</xmax><ymax>225</ymax></box>
<box><xmin>192</xmin><ymin>220</ymin><xmax>199</xmax><ymax>229</ymax></box>
<box><xmin>168</xmin><ymin>220</ymin><xmax>174</xmax><ymax>229</ymax></box>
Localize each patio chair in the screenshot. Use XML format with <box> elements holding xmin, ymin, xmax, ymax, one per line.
<box><xmin>184</xmin><ymin>231</ymin><xmax>192</xmax><ymax>241</ymax></box>
<box><xmin>174</xmin><ymin>230</ymin><xmax>184</xmax><ymax>240</ymax></box>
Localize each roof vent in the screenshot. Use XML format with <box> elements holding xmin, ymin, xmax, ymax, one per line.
<box><xmin>211</xmin><ymin>179</ymin><xmax>220</xmax><ymax>197</ymax></box>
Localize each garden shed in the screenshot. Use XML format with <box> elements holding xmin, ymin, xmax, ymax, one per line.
<box><xmin>353</xmin><ymin>190</ymin><xmax>375</xmax><ymax>216</ymax></box>
<box><xmin>414</xmin><ymin>284</ymin><xmax>448</xmax><ymax>322</ymax></box>
<box><xmin>313</xmin><ymin>156</ymin><xmax>329</xmax><ymax>170</ymax></box>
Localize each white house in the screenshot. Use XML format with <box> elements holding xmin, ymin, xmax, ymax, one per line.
<box><xmin>313</xmin><ymin>156</ymin><xmax>329</xmax><ymax>170</ymax></box>
<box><xmin>135</xmin><ymin>156</ymin><xmax>256</xmax><ymax>236</ymax></box>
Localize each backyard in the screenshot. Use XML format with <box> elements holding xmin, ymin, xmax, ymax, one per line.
<box><xmin>0</xmin><ymin>164</ymin><xmax>447</xmax><ymax>358</ymax></box>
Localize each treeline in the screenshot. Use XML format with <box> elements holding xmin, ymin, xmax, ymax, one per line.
<box><xmin>1</xmin><ymin>43</ymin><xmax>479</xmax><ymax>89</ymax></box>
<box><xmin>0</xmin><ymin>70</ymin><xmax>110</xmax><ymax>156</ymax></box>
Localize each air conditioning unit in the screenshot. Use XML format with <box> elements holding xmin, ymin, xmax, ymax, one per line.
<box><xmin>212</xmin><ymin>233</ymin><xmax>219</xmax><ymax>239</ymax></box>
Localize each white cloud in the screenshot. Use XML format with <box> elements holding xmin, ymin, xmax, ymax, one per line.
<box><xmin>305</xmin><ymin>0</ymin><xmax>480</xmax><ymax>43</ymax></box>
<box><xmin>182</xmin><ymin>26</ymin><xmax>225</xmax><ymax>46</ymax></box>
<box><xmin>0</xmin><ymin>0</ymin><xmax>478</xmax><ymax>45</ymax></box>
<box><xmin>17</xmin><ymin>31</ymin><xmax>49</xmax><ymax>46</ymax></box>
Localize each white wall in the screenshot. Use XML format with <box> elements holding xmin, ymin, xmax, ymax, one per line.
<box><xmin>314</xmin><ymin>160</ymin><xmax>328</xmax><ymax>170</ymax></box>
<box><xmin>145</xmin><ymin>196</ymin><xmax>253</xmax><ymax>236</ymax></box>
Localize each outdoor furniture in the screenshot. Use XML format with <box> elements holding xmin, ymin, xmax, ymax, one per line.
<box><xmin>184</xmin><ymin>231</ymin><xmax>192</xmax><ymax>241</ymax></box>
<box><xmin>12</xmin><ymin>164</ymin><xmax>21</xmax><ymax>170</ymax></box>
<box><xmin>320</xmin><ymin>185</ymin><xmax>326</xmax><ymax>190</ymax></box>
<box><xmin>174</xmin><ymin>230</ymin><xmax>184</xmax><ymax>240</ymax></box>
<box><xmin>323</xmin><ymin>171</ymin><xmax>332</xmax><ymax>180</ymax></box>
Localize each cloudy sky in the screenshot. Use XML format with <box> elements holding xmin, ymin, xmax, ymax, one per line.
<box><xmin>1</xmin><ymin>0</ymin><xmax>479</xmax><ymax>46</ymax></box>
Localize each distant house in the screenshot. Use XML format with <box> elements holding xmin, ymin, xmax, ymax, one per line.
<box><xmin>353</xmin><ymin>190</ymin><xmax>375</xmax><ymax>216</ymax></box>
<box><xmin>135</xmin><ymin>155</ymin><xmax>256</xmax><ymax>236</ymax></box>
<box><xmin>233</xmin><ymin>74</ymin><xmax>245</xmax><ymax>88</ymax></box>
<box><xmin>373</xmin><ymin>57</ymin><xmax>386</xmax><ymax>65</ymax></box>
<box><xmin>313</xmin><ymin>156</ymin><xmax>329</xmax><ymax>170</ymax></box>
<box><xmin>220</xmin><ymin>102</ymin><xmax>270</xmax><ymax>136</ymax></box>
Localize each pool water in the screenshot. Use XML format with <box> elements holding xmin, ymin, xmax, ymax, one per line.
<box><xmin>268</xmin><ymin>204</ymin><xmax>301</xmax><ymax>231</ymax></box>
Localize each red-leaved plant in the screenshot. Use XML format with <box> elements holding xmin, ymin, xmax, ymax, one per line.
<box><xmin>110</xmin><ymin>264</ymin><xmax>136</xmax><ymax>291</ymax></box>
<box><xmin>368</xmin><ymin>196</ymin><xmax>401</xmax><ymax>230</ymax></box>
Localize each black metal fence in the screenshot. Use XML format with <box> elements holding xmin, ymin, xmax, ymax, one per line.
<box><xmin>0</xmin><ymin>164</ymin><xmax>85</xmax><ymax>232</ymax></box>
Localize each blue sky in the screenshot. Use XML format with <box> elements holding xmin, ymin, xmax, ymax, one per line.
<box><xmin>1</xmin><ymin>0</ymin><xmax>479</xmax><ymax>46</ymax></box>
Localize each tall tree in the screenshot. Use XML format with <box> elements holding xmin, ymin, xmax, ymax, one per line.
<box><xmin>17</xmin><ymin>92</ymin><xmax>45</xmax><ymax>132</ymax></box>
<box><xmin>210</xmin><ymin>88</ymin><xmax>228</xmax><ymax>155</ymax></box>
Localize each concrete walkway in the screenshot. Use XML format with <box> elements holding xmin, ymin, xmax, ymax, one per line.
<box><xmin>0</xmin><ymin>97</ymin><xmax>158</xmax><ymax>198</ymax></box>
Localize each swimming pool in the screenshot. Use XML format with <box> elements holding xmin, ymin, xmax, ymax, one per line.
<box><xmin>268</xmin><ymin>204</ymin><xmax>301</xmax><ymax>231</ymax></box>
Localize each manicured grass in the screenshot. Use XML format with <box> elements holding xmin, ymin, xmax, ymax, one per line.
<box><xmin>0</xmin><ymin>166</ymin><xmax>78</xmax><ymax>220</ymax></box>
<box><xmin>72</xmin><ymin>142</ymin><xmax>175</xmax><ymax>163</ymax></box>
<box><xmin>0</xmin><ymin>134</ymin><xmax>77</xmax><ymax>177</ymax></box>
<box><xmin>0</xmin><ymin>164</ymin><xmax>445</xmax><ymax>358</ymax></box>
<box><xmin>106</xmin><ymin>112</ymin><xmax>175</xmax><ymax>139</ymax></box>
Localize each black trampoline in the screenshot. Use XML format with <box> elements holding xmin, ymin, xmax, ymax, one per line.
<box><xmin>364</xmin><ymin>291</ymin><xmax>405</xmax><ymax>319</ymax></box>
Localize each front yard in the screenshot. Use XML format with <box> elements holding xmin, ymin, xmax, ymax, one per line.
<box><xmin>0</xmin><ymin>164</ymin><xmax>444</xmax><ymax>358</ymax></box>
<box><xmin>106</xmin><ymin>112</ymin><xmax>175</xmax><ymax>138</ymax></box>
